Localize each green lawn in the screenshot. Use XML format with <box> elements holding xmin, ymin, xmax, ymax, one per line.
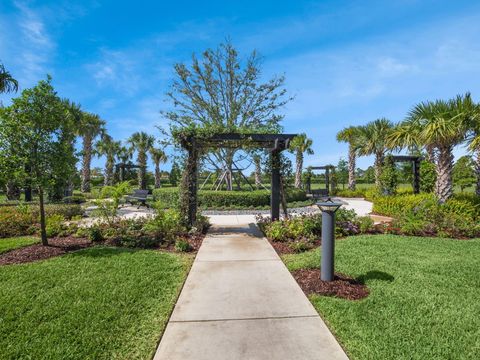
<box><xmin>0</xmin><ymin>236</ymin><xmax>39</xmax><ymax>254</ymax></box>
<box><xmin>0</xmin><ymin>247</ymin><xmax>192</xmax><ymax>359</ymax></box>
<box><xmin>282</xmin><ymin>235</ymin><xmax>480</xmax><ymax>359</ymax></box>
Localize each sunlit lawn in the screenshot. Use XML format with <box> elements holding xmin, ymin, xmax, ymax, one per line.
<box><xmin>0</xmin><ymin>236</ymin><xmax>39</xmax><ymax>254</ymax></box>
<box><xmin>0</xmin><ymin>247</ymin><xmax>192</xmax><ymax>359</ymax></box>
<box><xmin>282</xmin><ymin>235</ymin><xmax>480</xmax><ymax>359</ymax></box>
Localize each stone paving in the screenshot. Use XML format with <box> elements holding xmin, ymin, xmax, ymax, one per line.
<box><xmin>154</xmin><ymin>216</ymin><xmax>349</xmax><ymax>360</ymax></box>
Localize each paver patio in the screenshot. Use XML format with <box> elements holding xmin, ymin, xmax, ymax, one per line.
<box><xmin>154</xmin><ymin>215</ymin><xmax>348</xmax><ymax>360</ymax></box>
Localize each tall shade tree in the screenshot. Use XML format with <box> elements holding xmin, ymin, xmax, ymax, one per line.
<box><xmin>252</xmin><ymin>153</ymin><xmax>263</xmax><ymax>189</ymax></box>
<box><xmin>0</xmin><ymin>76</ymin><xmax>77</xmax><ymax>245</ymax></box>
<box><xmin>357</xmin><ymin>118</ymin><xmax>394</xmax><ymax>188</ymax></box>
<box><xmin>149</xmin><ymin>147</ymin><xmax>167</xmax><ymax>188</ymax></box>
<box><xmin>336</xmin><ymin>126</ymin><xmax>361</xmax><ymax>190</ymax></box>
<box><xmin>128</xmin><ymin>132</ymin><xmax>155</xmax><ymax>190</ymax></box>
<box><xmin>289</xmin><ymin>134</ymin><xmax>314</xmax><ymax>188</ymax></box>
<box><xmin>164</xmin><ymin>41</ymin><xmax>292</xmax><ymax>190</ymax></box>
<box><xmin>391</xmin><ymin>95</ymin><xmax>472</xmax><ymax>202</ymax></box>
<box><xmin>0</xmin><ymin>62</ymin><xmax>18</xmax><ymax>94</ymax></box>
<box><xmin>78</xmin><ymin>112</ymin><xmax>105</xmax><ymax>192</ymax></box>
<box><xmin>95</xmin><ymin>135</ymin><xmax>121</xmax><ymax>186</ymax></box>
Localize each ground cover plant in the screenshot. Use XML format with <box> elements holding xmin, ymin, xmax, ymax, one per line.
<box><xmin>282</xmin><ymin>234</ymin><xmax>480</xmax><ymax>360</ymax></box>
<box><xmin>372</xmin><ymin>193</ymin><xmax>480</xmax><ymax>238</ymax></box>
<box><xmin>0</xmin><ymin>247</ymin><xmax>192</xmax><ymax>359</ymax></box>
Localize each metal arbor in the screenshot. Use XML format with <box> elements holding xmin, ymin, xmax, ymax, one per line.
<box><xmin>391</xmin><ymin>155</ymin><xmax>422</xmax><ymax>194</ymax></box>
<box><xmin>179</xmin><ymin>133</ymin><xmax>297</xmax><ymax>226</ymax></box>
<box><xmin>306</xmin><ymin>165</ymin><xmax>336</xmax><ymax>198</ymax></box>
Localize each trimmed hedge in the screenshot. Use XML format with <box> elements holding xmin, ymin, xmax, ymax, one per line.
<box><xmin>153</xmin><ymin>188</ymin><xmax>308</xmax><ymax>209</ymax></box>
<box><xmin>0</xmin><ymin>204</ymin><xmax>84</xmax><ymax>238</ymax></box>
<box><xmin>372</xmin><ymin>194</ymin><xmax>480</xmax><ymax>219</ymax></box>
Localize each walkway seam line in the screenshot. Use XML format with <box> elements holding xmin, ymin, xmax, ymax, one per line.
<box><xmin>170</xmin><ymin>315</ymin><xmax>320</xmax><ymax>324</ymax></box>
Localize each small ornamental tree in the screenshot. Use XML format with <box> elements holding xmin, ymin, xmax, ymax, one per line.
<box><xmin>169</xmin><ymin>161</ymin><xmax>181</xmax><ymax>186</ymax></box>
<box><xmin>0</xmin><ymin>76</ymin><xmax>77</xmax><ymax>245</ymax></box>
<box><xmin>453</xmin><ymin>155</ymin><xmax>475</xmax><ymax>192</ymax></box>
<box><xmin>379</xmin><ymin>155</ymin><xmax>398</xmax><ymax>195</ymax></box>
<box><xmin>420</xmin><ymin>160</ymin><xmax>436</xmax><ymax>193</ymax></box>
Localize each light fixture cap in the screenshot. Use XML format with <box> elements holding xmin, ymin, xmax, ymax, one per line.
<box><xmin>316</xmin><ymin>197</ymin><xmax>343</xmax><ymax>212</ymax></box>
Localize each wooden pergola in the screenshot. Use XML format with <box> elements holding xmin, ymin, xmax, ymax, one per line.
<box><xmin>179</xmin><ymin>133</ymin><xmax>297</xmax><ymax>226</ymax></box>
<box><xmin>391</xmin><ymin>155</ymin><xmax>422</xmax><ymax>194</ymax></box>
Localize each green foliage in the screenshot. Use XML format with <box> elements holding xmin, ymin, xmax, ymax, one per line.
<box><xmin>175</xmin><ymin>239</ymin><xmax>192</xmax><ymax>252</ymax></box>
<box><xmin>0</xmin><ymin>236</ymin><xmax>38</xmax><ymax>254</ymax></box>
<box><xmin>0</xmin><ymin>204</ymin><xmax>83</xmax><ymax>238</ymax></box>
<box><xmin>288</xmin><ymin>240</ymin><xmax>313</xmax><ymax>253</ymax></box>
<box><xmin>153</xmin><ymin>187</ymin><xmax>307</xmax><ymax>209</ymax></box>
<box><xmin>45</xmin><ymin>214</ymin><xmax>65</xmax><ymax>237</ymax></box>
<box><xmin>87</xmin><ymin>225</ymin><xmax>104</xmax><ymax>242</ymax></box>
<box><xmin>452</xmin><ymin>155</ymin><xmax>475</xmax><ymax>192</ymax></box>
<box><xmin>373</xmin><ymin>193</ymin><xmax>480</xmax><ymax>237</ymax></box>
<box><xmin>420</xmin><ymin>161</ymin><xmax>437</xmax><ymax>193</ymax></box>
<box><xmin>169</xmin><ymin>161</ymin><xmax>182</xmax><ymax>186</ymax></box>
<box><xmin>63</xmin><ymin>194</ymin><xmax>86</xmax><ymax>204</ymax></box>
<box><xmin>336</xmin><ymin>189</ymin><xmax>366</xmax><ymax>198</ymax></box>
<box><xmin>379</xmin><ymin>155</ymin><xmax>398</xmax><ymax>195</ymax></box>
<box><xmin>93</xmin><ymin>181</ymin><xmax>132</xmax><ymax>224</ymax></box>
<box><xmin>336</xmin><ymin>158</ymin><xmax>349</xmax><ymax>188</ymax></box>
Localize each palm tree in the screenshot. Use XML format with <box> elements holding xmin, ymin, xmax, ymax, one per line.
<box><xmin>0</xmin><ymin>63</ymin><xmax>18</xmax><ymax>94</ymax></box>
<box><xmin>95</xmin><ymin>135</ymin><xmax>121</xmax><ymax>186</ymax></box>
<box><xmin>128</xmin><ymin>132</ymin><xmax>155</xmax><ymax>190</ymax></box>
<box><xmin>357</xmin><ymin>118</ymin><xmax>394</xmax><ymax>188</ymax></box>
<box><xmin>391</xmin><ymin>95</ymin><xmax>471</xmax><ymax>202</ymax></box>
<box><xmin>149</xmin><ymin>147</ymin><xmax>167</xmax><ymax>188</ymax></box>
<box><xmin>78</xmin><ymin>112</ymin><xmax>105</xmax><ymax>192</ymax></box>
<box><xmin>462</xmin><ymin>96</ymin><xmax>480</xmax><ymax>195</ymax></box>
<box><xmin>336</xmin><ymin>126</ymin><xmax>361</xmax><ymax>190</ymax></box>
<box><xmin>289</xmin><ymin>134</ymin><xmax>314</xmax><ymax>188</ymax></box>
<box><xmin>117</xmin><ymin>145</ymin><xmax>132</xmax><ymax>182</ymax></box>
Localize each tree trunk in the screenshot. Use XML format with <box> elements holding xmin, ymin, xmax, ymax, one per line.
<box><xmin>104</xmin><ymin>156</ymin><xmax>114</xmax><ymax>186</ymax></box>
<box><xmin>38</xmin><ymin>187</ymin><xmax>48</xmax><ymax>246</ymax></box>
<box><xmin>6</xmin><ymin>181</ymin><xmax>20</xmax><ymax>200</ymax></box>
<box><xmin>374</xmin><ymin>152</ymin><xmax>384</xmax><ymax>189</ymax></box>
<box><xmin>280</xmin><ymin>176</ymin><xmax>289</xmax><ymax>219</ymax></box>
<box><xmin>254</xmin><ymin>156</ymin><xmax>262</xmax><ymax>189</ymax></box>
<box><xmin>138</xmin><ymin>152</ymin><xmax>147</xmax><ymax>190</ymax></box>
<box><xmin>154</xmin><ymin>161</ymin><xmax>161</xmax><ymax>188</ymax></box>
<box><xmin>435</xmin><ymin>145</ymin><xmax>454</xmax><ymax>203</ymax></box>
<box><xmin>348</xmin><ymin>145</ymin><xmax>356</xmax><ymax>191</ymax></box>
<box><xmin>426</xmin><ymin>144</ymin><xmax>436</xmax><ymax>164</ymax></box>
<box><xmin>81</xmin><ymin>135</ymin><xmax>92</xmax><ymax>193</ymax></box>
<box><xmin>224</xmin><ymin>150</ymin><xmax>235</xmax><ymax>191</ymax></box>
<box><xmin>475</xmin><ymin>148</ymin><xmax>480</xmax><ymax>196</ymax></box>
<box><xmin>295</xmin><ymin>150</ymin><xmax>303</xmax><ymax>189</ymax></box>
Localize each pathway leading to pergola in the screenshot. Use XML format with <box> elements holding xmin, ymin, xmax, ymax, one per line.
<box><xmin>154</xmin><ymin>215</ymin><xmax>348</xmax><ymax>360</ymax></box>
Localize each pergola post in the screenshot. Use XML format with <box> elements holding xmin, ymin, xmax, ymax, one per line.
<box><xmin>271</xmin><ymin>149</ymin><xmax>281</xmax><ymax>221</ymax></box>
<box><xmin>413</xmin><ymin>159</ymin><xmax>420</xmax><ymax>194</ymax></box>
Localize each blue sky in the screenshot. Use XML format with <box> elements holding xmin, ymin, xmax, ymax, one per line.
<box><xmin>1</xmin><ymin>0</ymin><xmax>480</xmax><ymax>171</ymax></box>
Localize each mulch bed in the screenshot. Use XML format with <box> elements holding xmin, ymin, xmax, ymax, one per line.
<box><xmin>0</xmin><ymin>237</ymin><xmax>91</xmax><ymax>266</ymax></box>
<box><xmin>268</xmin><ymin>238</ymin><xmax>321</xmax><ymax>254</ymax></box>
<box><xmin>292</xmin><ymin>269</ymin><xmax>370</xmax><ymax>300</ymax></box>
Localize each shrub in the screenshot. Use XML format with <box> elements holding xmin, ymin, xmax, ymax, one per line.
<box><xmin>288</xmin><ymin>240</ymin><xmax>313</xmax><ymax>253</ymax></box>
<box><xmin>88</xmin><ymin>225</ymin><xmax>104</xmax><ymax>242</ymax></box>
<box><xmin>356</xmin><ymin>216</ymin><xmax>375</xmax><ymax>233</ymax></box>
<box><xmin>265</xmin><ymin>221</ymin><xmax>289</xmax><ymax>242</ymax></box>
<box><xmin>336</xmin><ymin>189</ymin><xmax>366</xmax><ymax>198</ymax></box>
<box><xmin>45</xmin><ymin>214</ymin><xmax>65</xmax><ymax>237</ymax></box>
<box><xmin>153</xmin><ymin>188</ymin><xmax>307</xmax><ymax>209</ymax></box>
<box><xmin>175</xmin><ymin>239</ymin><xmax>192</xmax><ymax>252</ymax></box>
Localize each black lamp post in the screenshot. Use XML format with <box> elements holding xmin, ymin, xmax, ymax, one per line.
<box><xmin>316</xmin><ymin>198</ymin><xmax>342</xmax><ymax>281</ymax></box>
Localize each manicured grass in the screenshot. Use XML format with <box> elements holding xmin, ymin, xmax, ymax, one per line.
<box><xmin>282</xmin><ymin>235</ymin><xmax>480</xmax><ymax>359</ymax></box>
<box><xmin>0</xmin><ymin>247</ymin><xmax>192</xmax><ymax>359</ymax></box>
<box><xmin>0</xmin><ymin>236</ymin><xmax>39</xmax><ymax>254</ymax></box>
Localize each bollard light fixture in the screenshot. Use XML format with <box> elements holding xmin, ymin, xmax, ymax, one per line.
<box><xmin>316</xmin><ymin>197</ymin><xmax>342</xmax><ymax>213</ymax></box>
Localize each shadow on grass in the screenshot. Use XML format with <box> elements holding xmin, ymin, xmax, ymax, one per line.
<box><xmin>356</xmin><ymin>270</ymin><xmax>395</xmax><ymax>284</ymax></box>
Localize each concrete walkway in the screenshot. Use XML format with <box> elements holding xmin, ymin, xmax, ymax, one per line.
<box><xmin>154</xmin><ymin>216</ymin><xmax>348</xmax><ymax>360</ymax></box>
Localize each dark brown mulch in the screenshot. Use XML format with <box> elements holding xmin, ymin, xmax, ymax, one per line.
<box><xmin>268</xmin><ymin>238</ymin><xmax>321</xmax><ymax>254</ymax></box>
<box><xmin>0</xmin><ymin>237</ymin><xmax>91</xmax><ymax>266</ymax></box>
<box><xmin>292</xmin><ymin>269</ymin><xmax>370</xmax><ymax>300</ymax></box>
